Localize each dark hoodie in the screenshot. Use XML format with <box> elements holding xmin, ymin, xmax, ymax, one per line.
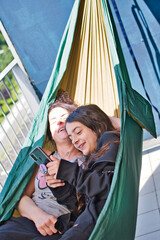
<box><xmin>54</xmin><ymin>132</ymin><xmax>120</xmax><ymax>240</ymax></box>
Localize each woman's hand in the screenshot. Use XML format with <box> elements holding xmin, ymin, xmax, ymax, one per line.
<box><xmin>110</xmin><ymin>116</ymin><xmax>121</xmax><ymax>130</ymax></box>
<box><xmin>32</xmin><ymin>210</ymin><xmax>58</xmax><ymax>236</ymax></box>
<box><xmin>18</xmin><ymin>195</ymin><xmax>59</xmax><ymax>236</ymax></box>
<box><xmin>47</xmin><ymin>156</ymin><xmax>60</xmax><ymax>178</ymax></box>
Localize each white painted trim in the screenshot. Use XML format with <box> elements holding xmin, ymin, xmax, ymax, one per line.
<box><xmin>0</xmin><ymin>20</ymin><xmax>40</xmax><ymax>112</ymax></box>
<box><xmin>0</xmin><ymin>59</ymin><xmax>17</xmax><ymax>81</ymax></box>
<box><xmin>0</xmin><ymin>21</ymin><xmax>25</xmax><ymax>72</ymax></box>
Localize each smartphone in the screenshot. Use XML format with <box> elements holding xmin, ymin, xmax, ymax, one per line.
<box><xmin>29</xmin><ymin>146</ymin><xmax>51</xmax><ymax>174</ymax></box>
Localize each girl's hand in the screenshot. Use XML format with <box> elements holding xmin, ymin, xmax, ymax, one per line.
<box><xmin>47</xmin><ymin>156</ymin><xmax>60</xmax><ymax>178</ymax></box>
<box><xmin>45</xmin><ymin>175</ymin><xmax>65</xmax><ymax>188</ymax></box>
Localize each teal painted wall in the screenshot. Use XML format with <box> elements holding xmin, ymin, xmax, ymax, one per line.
<box><xmin>0</xmin><ymin>0</ymin><xmax>75</xmax><ymax>98</ymax></box>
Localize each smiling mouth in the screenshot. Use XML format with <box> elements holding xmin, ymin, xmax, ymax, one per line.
<box><xmin>78</xmin><ymin>143</ymin><xmax>85</xmax><ymax>151</ymax></box>
<box><xmin>58</xmin><ymin>127</ymin><xmax>65</xmax><ymax>133</ymax></box>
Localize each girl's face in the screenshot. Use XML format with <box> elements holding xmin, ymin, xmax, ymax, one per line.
<box><xmin>49</xmin><ymin>107</ymin><xmax>70</xmax><ymax>143</ymax></box>
<box><xmin>66</xmin><ymin>121</ymin><xmax>98</xmax><ymax>155</ymax></box>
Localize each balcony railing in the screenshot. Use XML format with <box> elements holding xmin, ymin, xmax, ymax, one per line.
<box><xmin>0</xmin><ymin>60</ymin><xmax>39</xmax><ymax>192</ymax></box>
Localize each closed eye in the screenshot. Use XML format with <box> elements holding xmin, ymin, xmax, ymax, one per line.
<box><xmin>77</xmin><ymin>130</ymin><xmax>81</xmax><ymax>135</ymax></box>
<box><xmin>50</xmin><ymin>119</ymin><xmax>56</xmax><ymax>124</ymax></box>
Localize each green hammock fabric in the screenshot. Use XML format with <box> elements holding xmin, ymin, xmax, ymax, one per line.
<box><xmin>0</xmin><ymin>0</ymin><xmax>156</xmax><ymax>240</ymax></box>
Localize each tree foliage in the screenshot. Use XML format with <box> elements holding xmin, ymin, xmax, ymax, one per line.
<box><xmin>0</xmin><ymin>31</ymin><xmax>14</xmax><ymax>72</ymax></box>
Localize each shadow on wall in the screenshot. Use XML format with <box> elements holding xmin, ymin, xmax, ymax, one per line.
<box><xmin>132</xmin><ymin>0</ymin><xmax>160</xmax><ymax>87</ymax></box>
<box><xmin>143</xmin><ymin>0</ymin><xmax>160</xmax><ymax>24</ymax></box>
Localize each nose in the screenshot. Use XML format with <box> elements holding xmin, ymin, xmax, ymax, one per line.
<box><xmin>72</xmin><ymin>135</ymin><xmax>79</xmax><ymax>146</ymax></box>
<box><xmin>57</xmin><ymin>117</ymin><xmax>65</xmax><ymax>125</ymax></box>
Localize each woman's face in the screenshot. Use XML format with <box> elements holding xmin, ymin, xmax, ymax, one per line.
<box><xmin>49</xmin><ymin>107</ymin><xmax>70</xmax><ymax>143</ymax></box>
<box><xmin>66</xmin><ymin>121</ymin><xmax>97</xmax><ymax>155</ymax></box>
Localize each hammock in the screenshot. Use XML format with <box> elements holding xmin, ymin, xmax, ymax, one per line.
<box><xmin>0</xmin><ymin>0</ymin><xmax>157</xmax><ymax>239</ymax></box>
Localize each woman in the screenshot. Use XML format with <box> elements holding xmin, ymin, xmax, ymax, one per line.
<box><xmin>0</xmin><ymin>89</ymin><xmax>120</xmax><ymax>239</ymax></box>
<box><xmin>0</xmin><ymin>91</ymin><xmax>85</xmax><ymax>240</ymax></box>
<box><xmin>46</xmin><ymin>104</ymin><xmax>120</xmax><ymax>240</ymax></box>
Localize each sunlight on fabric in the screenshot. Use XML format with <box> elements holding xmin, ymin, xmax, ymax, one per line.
<box><xmin>59</xmin><ymin>0</ymin><xmax>120</xmax><ymax>117</ymax></box>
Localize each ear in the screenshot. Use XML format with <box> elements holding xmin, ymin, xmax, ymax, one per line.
<box><xmin>97</xmin><ymin>129</ymin><xmax>102</xmax><ymax>138</ymax></box>
<box><xmin>98</xmin><ymin>129</ymin><xmax>102</xmax><ymax>133</ymax></box>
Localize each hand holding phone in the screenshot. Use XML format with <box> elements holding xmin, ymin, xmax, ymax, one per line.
<box><xmin>29</xmin><ymin>146</ymin><xmax>51</xmax><ymax>174</ymax></box>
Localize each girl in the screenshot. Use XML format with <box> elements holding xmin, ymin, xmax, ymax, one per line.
<box><xmin>46</xmin><ymin>104</ymin><xmax>120</xmax><ymax>240</ymax></box>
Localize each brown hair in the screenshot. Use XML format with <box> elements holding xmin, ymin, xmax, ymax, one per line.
<box><xmin>66</xmin><ymin>104</ymin><xmax>116</xmax><ymax>138</ymax></box>
<box><xmin>89</xmin><ymin>137</ymin><xmax>120</xmax><ymax>164</ymax></box>
<box><xmin>66</xmin><ymin>104</ymin><xmax>120</xmax><ymax>166</ymax></box>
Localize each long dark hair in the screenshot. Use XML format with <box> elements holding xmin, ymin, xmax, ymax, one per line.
<box><xmin>66</xmin><ymin>104</ymin><xmax>120</xmax><ymax>164</ymax></box>
<box><xmin>66</xmin><ymin>104</ymin><xmax>118</xmax><ymax>137</ymax></box>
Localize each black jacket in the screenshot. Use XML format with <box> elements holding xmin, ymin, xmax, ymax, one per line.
<box><xmin>56</xmin><ymin>132</ymin><xmax>120</xmax><ymax>240</ymax></box>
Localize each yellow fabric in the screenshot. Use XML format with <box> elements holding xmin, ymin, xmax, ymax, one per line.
<box><xmin>59</xmin><ymin>0</ymin><xmax>120</xmax><ymax>117</ymax></box>
<box><xmin>12</xmin><ymin>209</ymin><xmax>20</xmax><ymax>217</ymax></box>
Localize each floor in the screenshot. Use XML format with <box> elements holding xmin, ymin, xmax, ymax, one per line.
<box><xmin>135</xmin><ymin>136</ymin><xmax>160</xmax><ymax>240</ymax></box>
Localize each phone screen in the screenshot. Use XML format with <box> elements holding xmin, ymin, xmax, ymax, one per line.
<box><xmin>29</xmin><ymin>147</ymin><xmax>51</xmax><ymax>166</ymax></box>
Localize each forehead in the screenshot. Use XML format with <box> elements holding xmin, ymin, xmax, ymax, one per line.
<box><xmin>49</xmin><ymin>107</ymin><xmax>69</xmax><ymax>118</ymax></box>
<box><xmin>66</xmin><ymin>121</ymin><xmax>84</xmax><ymax>133</ymax></box>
